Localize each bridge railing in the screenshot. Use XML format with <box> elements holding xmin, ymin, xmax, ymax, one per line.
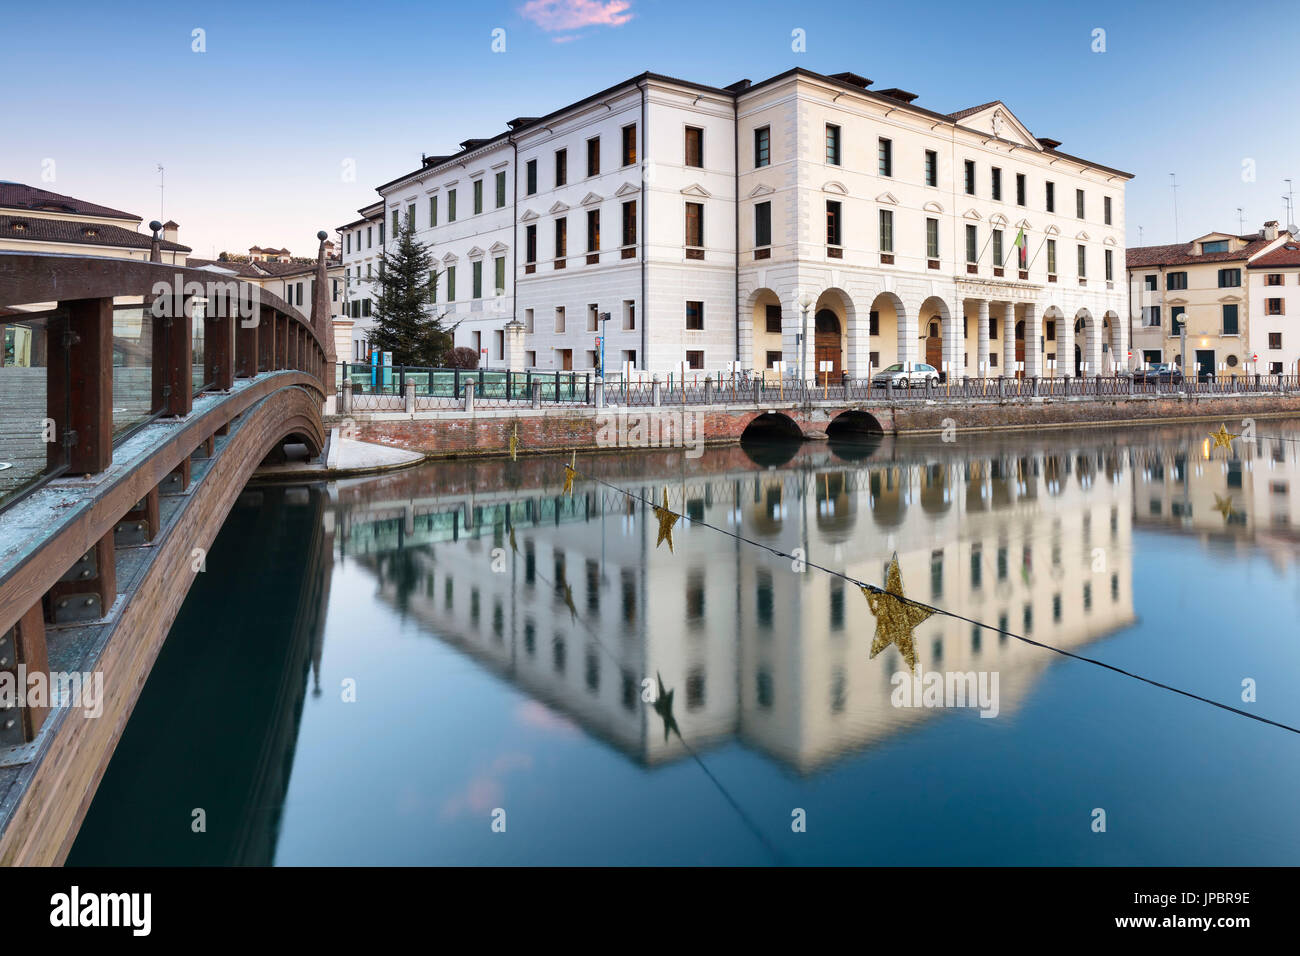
<box><xmin>0</xmin><ymin>251</ymin><xmax>329</xmax><ymax>746</ymax></box>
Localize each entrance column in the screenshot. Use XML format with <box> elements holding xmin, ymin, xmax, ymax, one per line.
<box><xmin>945</xmin><ymin>298</ymin><xmax>965</xmax><ymax>380</ymax></box>
<box><xmin>1002</xmin><ymin>303</ymin><xmax>1015</xmax><ymax>376</ymax></box>
<box><xmin>977</xmin><ymin>300</ymin><xmax>990</xmax><ymax>379</ymax></box>
<box><xmin>1086</xmin><ymin>316</ymin><xmax>1104</xmax><ymax>374</ymax></box>
<box><xmin>1024</xmin><ymin>303</ymin><xmax>1041</xmax><ymax>378</ymax></box>
<box><xmin>1058</xmin><ymin>311</ymin><xmax>1074</xmax><ymax>379</ymax></box>
<box><xmin>897</xmin><ymin>299</ymin><xmax>918</xmax><ymax>367</ymax></box>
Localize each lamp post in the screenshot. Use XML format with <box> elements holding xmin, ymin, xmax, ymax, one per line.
<box><xmin>796</xmin><ymin>291</ymin><xmax>815</xmax><ymax>389</ymax></box>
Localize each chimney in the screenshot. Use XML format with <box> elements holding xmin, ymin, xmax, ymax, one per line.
<box><xmin>162</xmin><ymin>220</ymin><xmax>179</xmax><ymax>243</ymax></box>
<box><xmin>1264</xmin><ymin>220</ymin><xmax>1279</xmax><ymax>240</ymax></box>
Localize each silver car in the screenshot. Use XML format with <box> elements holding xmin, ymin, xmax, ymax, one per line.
<box><xmin>871</xmin><ymin>362</ymin><xmax>941</xmax><ymax>388</ymax></box>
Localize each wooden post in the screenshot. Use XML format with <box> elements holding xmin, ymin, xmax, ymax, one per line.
<box><xmin>236</xmin><ymin>309</ymin><xmax>259</xmax><ymax>378</ymax></box>
<box><xmin>150</xmin><ymin>292</ymin><xmax>191</xmax><ymax>415</ymax></box>
<box><xmin>48</xmin><ymin>297</ymin><xmax>112</xmax><ymax>475</ymax></box>
<box><xmin>47</xmin><ymin>531</ymin><xmax>117</xmax><ymax>626</ymax></box>
<box><xmin>277</xmin><ymin>315</ymin><xmax>289</xmax><ymax>369</ymax></box>
<box><xmin>205</xmin><ymin>288</ymin><xmax>236</xmax><ymax>391</ymax></box>
<box><xmin>9</xmin><ymin>604</ymin><xmax>50</xmax><ymax>740</ymax></box>
<box><xmin>121</xmin><ymin>486</ymin><xmax>161</xmax><ymax>541</ymax></box>
<box><xmin>258</xmin><ymin>311</ymin><xmax>274</xmax><ymax>372</ymax></box>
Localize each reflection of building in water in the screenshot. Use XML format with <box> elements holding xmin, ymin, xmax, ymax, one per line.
<box><xmin>1132</xmin><ymin>428</ymin><xmax>1300</xmax><ymax>559</ymax></box>
<box><xmin>343</xmin><ymin>441</ymin><xmax>1135</xmax><ymax>774</ymax></box>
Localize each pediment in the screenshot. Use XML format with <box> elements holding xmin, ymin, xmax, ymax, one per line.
<box><xmin>680</xmin><ymin>183</ymin><xmax>712</xmax><ymax>198</ymax></box>
<box><xmin>1075</xmin><ymin>230</ymin><xmax>1090</xmax><ymax>241</ymax></box>
<box><xmin>876</xmin><ymin>191</ymin><xmax>899</xmax><ymax>205</ymax></box>
<box><xmin>1045</xmin><ymin>225</ymin><xmax>1061</xmax><ymax>236</ymax></box>
<box><xmin>1166</xmin><ymin>296</ymin><xmax>1189</xmax><ymax>306</ymax></box>
<box><xmin>1015</xmin><ymin>218</ymin><xmax>1033</xmax><ymax>230</ymax></box>
<box><xmin>748</xmin><ymin>183</ymin><xmax>775</xmax><ymax>198</ymax></box>
<box><xmin>962</xmin><ymin>208</ymin><xmax>982</xmax><ymax>221</ymax></box>
<box><xmin>580</xmin><ymin>191</ymin><xmax>603</xmax><ymax>206</ymax></box>
<box><xmin>989</xmin><ymin>213</ymin><xmax>1008</xmax><ymax>227</ymax></box>
<box><xmin>548</xmin><ymin>201</ymin><xmax>570</xmax><ymax>215</ymax></box>
<box><xmin>467</xmin><ymin>246</ymin><xmax>486</xmax><ymax>259</ymax></box>
<box><xmin>823</xmin><ymin>180</ymin><xmax>848</xmax><ymax>195</ymax></box>
<box><xmin>520</xmin><ymin>208</ymin><xmax>540</xmax><ymax>222</ymax></box>
<box><xmin>1103</xmin><ymin>236</ymin><xmax>1117</xmax><ymax>246</ymax></box>
<box><xmin>954</xmin><ymin>101</ymin><xmax>1041</xmax><ymax>149</ymax></box>
<box><xmin>1218</xmin><ymin>294</ymin><xmax>1243</xmax><ymax>303</ymax></box>
<box><xmin>488</xmin><ymin>240</ymin><xmax>509</xmax><ymax>254</ymax></box>
<box><xmin>441</xmin><ymin>251</ymin><xmax>459</xmax><ymax>263</ymax></box>
<box><xmin>614</xmin><ymin>181</ymin><xmax>640</xmax><ymax>197</ymax></box>
<box><xmin>923</xmin><ymin>200</ymin><xmax>944</xmax><ymax>214</ymax></box>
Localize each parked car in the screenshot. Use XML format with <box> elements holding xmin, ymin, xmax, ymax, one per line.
<box><xmin>871</xmin><ymin>362</ymin><xmax>941</xmax><ymax>388</ymax></box>
<box><xmin>1138</xmin><ymin>363</ymin><xmax>1184</xmax><ymax>385</ymax></box>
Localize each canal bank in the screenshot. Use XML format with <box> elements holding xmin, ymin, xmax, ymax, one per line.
<box><xmin>331</xmin><ymin>391</ymin><xmax>1300</xmax><ymax>460</ymax></box>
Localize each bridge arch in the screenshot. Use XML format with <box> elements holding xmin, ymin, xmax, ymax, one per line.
<box><xmin>826</xmin><ymin>409</ymin><xmax>883</xmax><ymax>438</ymax></box>
<box><xmin>740</xmin><ymin>411</ymin><xmax>802</xmax><ymax>442</ymax></box>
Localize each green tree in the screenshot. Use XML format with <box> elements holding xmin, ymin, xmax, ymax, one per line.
<box><xmin>368</xmin><ymin>218</ymin><xmax>452</xmax><ymax>365</ymax></box>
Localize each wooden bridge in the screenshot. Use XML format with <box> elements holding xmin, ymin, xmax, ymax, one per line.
<box><xmin>0</xmin><ymin>242</ymin><xmax>333</xmax><ymax>864</ymax></box>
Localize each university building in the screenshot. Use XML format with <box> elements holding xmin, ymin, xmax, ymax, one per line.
<box><xmin>1127</xmin><ymin>221</ymin><xmax>1294</xmax><ymax>378</ymax></box>
<box><xmin>341</xmin><ymin>69</ymin><xmax>1131</xmax><ymax>378</ymax></box>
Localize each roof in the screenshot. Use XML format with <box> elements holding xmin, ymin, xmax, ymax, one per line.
<box><xmin>948</xmin><ymin>100</ymin><xmax>1000</xmax><ymax>121</ymax></box>
<box><xmin>0</xmin><ymin>182</ymin><xmax>140</xmax><ymax>221</ymax></box>
<box><xmin>1247</xmin><ymin>242</ymin><xmax>1300</xmax><ymax>269</ymax></box>
<box><xmin>1127</xmin><ymin>236</ymin><xmax>1273</xmax><ymax>269</ymax></box>
<box><xmin>0</xmin><ymin>215</ymin><xmax>190</xmax><ymax>252</ymax></box>
<box><xmin>185</xmin><ymin>257</ymin><xmax>341</xmax><ymax>279</ymax></box>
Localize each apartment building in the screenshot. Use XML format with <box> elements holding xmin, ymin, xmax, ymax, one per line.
<box><xmin>337</xmin><ymin>201</ymin><xmax>384</xmax><ymax>361</ymax></box>
<box><xmin>1127</xmin><ymin>222</ymin><xmax>1292</xmax><ymax>378</ymax></box>
<box><xmin>1247</xmin><ymin>240</ymin><xmax>1300</xmax><ymax>376</ymax></box>
<box><xmin>348</xmin><ymin>68</ymin><xmax>1130</xmax><ymax>378</ymax></box>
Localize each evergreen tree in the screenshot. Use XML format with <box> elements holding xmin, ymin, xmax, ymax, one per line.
<box><xmin>367</xmin><ymin>218</ymin><xmax>452</xmax><ymax>366</ymax></box>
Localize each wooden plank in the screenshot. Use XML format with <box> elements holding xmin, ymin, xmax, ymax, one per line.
<box><xmin>204</xmin><ymin>290</ymin><xmax>235</xmax><ymax>391</ymax></box>
<box><xmin>14</xmin><ymin>604</ymin><xmax>49</xmax><ymax>740</ymax></box>
<box><xmin>47</xmin><ymin>297</ymin><xmax>113</xmax><ymax>475</ymax></box>
<box><xmin>236</xmin><ymin>312</ymin><xmax>258</xmax><ymax>378</ymax></box>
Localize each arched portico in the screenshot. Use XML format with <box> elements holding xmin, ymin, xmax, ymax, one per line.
<box><xmin>746</xmin><ymin>287</ymin><xmax>783</xmax><ymax>376</ymax></box>
<box><xmin>813</xmin><ymin>288</ymin><xmax>855</xmax><ymax>380</ymax></box>
<box><xmin>867</xmin><ymin>291</ymin><xmax>904</xmax><ymax>373</ymax></box>
<box><xmin>919</xmin><ymin>296</ymin><xmax>952</xmax><ymax>378</ymax></box>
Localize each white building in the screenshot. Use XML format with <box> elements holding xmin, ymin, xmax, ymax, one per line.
<box><xmin>1247</xmin><ymin>239</ymin><xmax>1300</xmax><ymax>376</ymax></box>
<box><xmin>348</xmin><ymin>69</ymin><xmax>1131</xmax><ymax>378</ymax></box>
<box><xmin>337</xmin><ymin>201</ymin><xmax>384</xmax><ymax>362</ymax></box>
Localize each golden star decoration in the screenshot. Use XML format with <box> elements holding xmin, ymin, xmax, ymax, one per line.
<box><xmin>509</xmin><ymin>524</ymin><xmax>518</xmax><ymax>555</ymax></box>
<box><xmin>562</xmin><ymin>464</ymin><xmax>576</xmax><ymax>496</ymax></box>
<box><xmin>862</xmin><ymin>555</ymin><xmax>934</xmax><ymax>673</ymax></box>
<box><xmin>509</xmin><ymin>423</ymin><xmax>518</xmax><ymax>461</ymax></box>
<box><xmin>652</xmin><ymin>488</ymin><xmax>679</xmax><ymax>552</ymax></box>
<box><xmin>1214</xmin><ymin>493</ymin><xmax>1235</xmax><ymax>522</ymax></box>
<box><xmin>562</xmin><ymin>581</ymin><xmax>578</xmax><ymax>621</ymax></box>
<box><xmin>1209</xmin><ymin>424</ymin><xmax>1234</xmax><ymax>451</ymax></box>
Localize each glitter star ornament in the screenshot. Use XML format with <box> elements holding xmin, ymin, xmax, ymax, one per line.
<box><xmin>653</xmin><ymin>488</ymin><xmax>679</xmax><ymax>552</ymax></box>
<box><xmin>509</xmin><ymin>423</ymin><xmax>518</xmax><ymax>461</ymax></box>
<box><xmin>863</xmin><ymin>555</ymin><xmax>934</xmax><ymax>672</ymax></box>
<box><xmin>1210</xmin><ymin>424</ymin><xmax>1234</xmax><ymax>451</ymax></box>
<box><xmin>1214</xmin><ymin>493</ymin><xmax>1235</xmax><ymax>522</ymax></box>
<box><xmin>562</xmin><ymin>464</ymin><xmax>575</xmax><ymax>496</ymax></box>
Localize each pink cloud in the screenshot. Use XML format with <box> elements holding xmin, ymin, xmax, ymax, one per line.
<box><xmin>519</xmin><ymin>0</ymin><xmax>634</xmax><ymax>32</ymax></box>
<box><xmin>439</xmin><ymin>751</ymin><xmax>535</xmax><ymax>821</ymax></box>
<box><xmin>516</xmin><ymin>699</ymin><xmax>579</xmax><ymax>734</ymax></box>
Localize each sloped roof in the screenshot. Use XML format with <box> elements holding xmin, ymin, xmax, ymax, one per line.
<box><xmin>1127</xmin><ymin>236</ymin><xmax>1273</xmax><ymax>269</ymax></box>
<box><xmin>1</xmin><ymin>215</ymin><xmax>190</xmax><ymax>252</ymax></box>
<box><xmin>0</xmin><ymin>182</ymin><xmax>139</xmax><ymax>221</ymax></box>
<box><xmin>1247</xmin><ymin>242</ymin><xmax>1300</xmax><ymax>269</ymax></box>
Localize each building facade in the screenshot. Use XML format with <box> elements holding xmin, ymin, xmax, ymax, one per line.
<box><xmin>337</xmin><ymin>201</ymin><xmax>384</xmax><ymax>361</ymax></box>
<box><xmin>346</xmin><ymin>69</ymin><xmax>1131</xmax><ymax>378</ymax></box>
<box><xmin>1127</xmin><ymin>222</ymin><xmax>1291</xmax><ymax>378</ymax></box>
<box><xmin>1246</xmin><ymin>239</ymin><xmax>1300</xmax><ymax>376</ymax></box>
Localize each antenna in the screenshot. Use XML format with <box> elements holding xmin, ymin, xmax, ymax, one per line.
<box><xmin>1169</xmin><ymin>173</ymin><xmax>1179</xmax><ymax>242</ymax></box>
<box><xmin>1138</xmin><ymin>225</ymin><xmax>1144</xmax><ymax>246</ymax></box>
<box><xmin>156</xmin><ymin>163</ymin><xmax>165</xmax><ymax>221</ymax></box>
<box><xmin>1237</xmin><ymin>207</ymin><xmax>1245</xmax><ymax>233</ymax></box>
<box><xmin>1286</xmin><ymin>179</ymin><xmax>1297</xmax><ymax>234</ymax></box>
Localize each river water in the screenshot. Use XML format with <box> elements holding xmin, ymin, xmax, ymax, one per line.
<box><xmin>68</xmin><ymin>420</ymin><xmax>1300</xmax><ymax>865</ymax></box>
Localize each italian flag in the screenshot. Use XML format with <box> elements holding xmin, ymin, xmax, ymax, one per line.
<box><xmin>1012</xmin><ymin>227</ymin><xmax>1027</xmax><ymax>267</ymax></box>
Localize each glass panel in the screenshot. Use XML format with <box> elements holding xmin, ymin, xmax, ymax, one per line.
<box><xmin>0</xmin><ymin>306</ymin><xmax>59</xmax><ymax>507</ymax></box>
<box><xmin>112</xmin><ymin>298</ymin><xmax>154</xmax><ymax>437</ymax></box>
<box><xmin>192</xmin><ymin>299</ymin><xmax>207</xmax><ymax>396</ymax></box>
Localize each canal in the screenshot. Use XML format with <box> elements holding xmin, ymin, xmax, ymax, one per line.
<box><xmin>68</xmin><ymin>421</ymin><xmax>1300</xmax><ymax>865</ymax></box>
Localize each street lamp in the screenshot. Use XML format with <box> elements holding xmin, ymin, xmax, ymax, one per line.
<box><xmin>796</xmin><ymin>291</ymin><xmax>815</xmax><ymax>387</ymax></box>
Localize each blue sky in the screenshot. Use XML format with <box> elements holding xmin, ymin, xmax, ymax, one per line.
<box><xmin>6</xmin><ymin>0</ymin><xmax>1298</xmax><ymax>258</ymax></box>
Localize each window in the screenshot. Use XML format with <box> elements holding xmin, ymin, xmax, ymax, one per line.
<box><xmin>1016</xmin><ymin>173</ymin><xmax>1026</xmax><ymax>206</ymax></box>
<box><xmin>586</xmin><ymin>304</ymin><xmax>599</xmax><ymax>332</ymax></box>
<box><xmin>878</xmin><ymin>209</ymin><xmax>894</xmax><ymax>253</ymax></box>
<box><xmin>991</xmin><ymin>167</ymin><xmax>1002</xmax><ymax>201</ymax></box>
<box><xmin>473</xmin><ymin>179</ymin><xmax>483</xmax><ymax>215</ymax></box>
<box><xmin>1077</xmin><ymin>244</ymin><xmax>1087</xmax><ymax>277</ymax></box>
<box><xmin>1266</xmin><ymin>272</ymin><xmax>1284</xmax><ymax>285</ymax></box>
<box><xmin>622</xmin><ymin>124</ymin><xmax>637</xmax><ymax>166</ymax></box>
<box><xmin>1045</xmin><ymin>181</ymin><xmax>1055</xmax><ymax>212</ymax></box>
<box><xmin>525</xmin><ymin>224</ymin><xmax>537</xmax><ymax>263</ymax></box>
<box><xmin>1143</xmin><ymin>305</ymin><xmax>1161</xmax><ymax>328</ymax></box>
<box><xmin>1047</xmin><ymin>239</ymin><xmax>1057</xmax><ymax>274</ymax></box>
<box><xmin>765</xmin><ymin>304</ymin><xmax>781</xmax><ymax>334</ymax></box>
<box><xmin>406</xmin><ymin>202</ymin><xmax>415</xmax><ymax>226</ymax></box>
<box><xmin>1103</xmin><ymin>196</ymin><xmax>1112</xmax><ymax>225</ymax></box>
<box><xmin>963</xmin><ymin>160</ymin><xmax>975</xmax><ymax>196</ymax></box>
<box><xmin>494</xmin><ymin>256</ymin><xmax>505</xmax><ymax>295</ymax></box>
<box><xmin>685</xmin><ymin>202</ymin><xmax>703</xmax><ymax>248</ymax></box>
<box><xmin>926</xmin><ymin>218</ymin><xmax>939</xmax><ymax>259</ymax></box>
<box><xmin>1219</xmin><ymin>268</ymin><xmax>1241</xmax><ymax>287</ymax></box>
<box><xmin>965</xmin><ymin>224</ymin><xmax>978</xmax><ymax>263</ymax></box>
<box><xmin>1144</xmin><ymin>274</ymin><xmax>1158</xmax><ymax>291</ymax></box>
<box><xmin>755</xmin><ymin>201</ymin><xmax>772</xmax><ymax>247</ymax></box>
<box><xmin>877</xmin><ymin>137</ymin><xmax>892</xmax><ymax>176</ymax></box>
<box><xmin>554</xmin><ymin>306</ymin><xmax>565</xmax><ymax>332</ymax></box>
<box><xmin>526</xmin><ymin>159</ymin><xmax>537</xmax><ymax>195</ymax></box>
<box><xmin>1170</xmin><ymin>306</ymin><xmax>1184</xmax><ymax>334</ymax></box>
<box><xmin>587</xmin><ymin>137</ymin><xmax>600</xmax><ymax>177</ymax></box>
<box><xmin>1267</xmin><ymin>297</ymin><xmax>1285</xmax><ymax>315</ymax></box>
<box><xmin>1203</xmin><ymin>239</ymin><xmax>1229</xmax><ymax>253</ymax></box>
<box><xmin>472</xmin><ymin>260</ymin><xmax>483</xmax><ymax>298</ymax></box>
<box><xmin>524</xmin><ymin>309</ymin><xmax>534</xmax><ymax>333</ymax></box>
<box><xmin>1105</xmin><ymin>248</ymin><xmax>1113</xmax><ymax>281</ymax></box>
<box><xmin>924</xmin><ymin>150</ymin><xmax>937</xmax><ymax>187</ymax></box>
<box><xmin>685</xmin><ymin>126</ymin><xmax>703</xmax><ymax>168</ymax></box>
<box><xmin>1223</xmin><ymin>303</ymin><xmax>1239</xmax><ymax>334</ymax></box>
<box><xmin>447</xmin><ymin>188</ymin><xmax>457</xmax><ymax>222</ymax></box>
<box><xmin>686</xmin><ymin>350</ymin><xmax>704</xmax><ymax>370</ymax></box>
<box><xmin>992</xmin><ymin>229</ymin><xmax>1004</xmax><ymax>266</ymax></box>
<box><xmin>496</xmin><ymin>171</ymin><xmax>507</xmax><ymax>208</ymax></box>
<box><xmin>429</xmin><ymin>195</ymin><xmax>438</xmax><ymax>227</ymax></box>
<box><xmin>621</xmin><ymin>200</ymin><xmax>637</xmax><ymax>247</ymax></box>
<box><xmin>754</xmin><ymin>126</ymin><xmax>770</xmax><ymax>167</ymax></box>
<box><xmin>766</xmin><ymin>350</ymin><xmax>782</xmax><ymax>368</ymax></box>
<box><xmin>345</xmin><ymin>232</ymin><xmax>350</xmax><ymax>254</ymax></box>
<box><xmin>1167</xmin><ymin>271</ymin><xmax>1187</xmax><ymax>290</ymax></box>
<box><xmin>555</xmin><ymin>149</ymin><xmax>567</xmax><ymax>187</ymax></box>
<box><xmin>686</xmin><ymin>300</ymin><xmax>703</xmax><ymax>330</ymax></box>
<box><xmin>446</xmin><ymin>265</ymin><xmax>456</xmax><ymax>301</ymax></box>
<box><xmin>1270</xmin><ymin>332</ymin><xmax>1283</xmax><ymax>349</ymax></box>
<box><xmin>1075</xmin><ymin>188</ymin><xmax>1085</xmax><ymax>219</ymax></box>
<box><xmin>1271</xmin><ymin>361</ymin><xmax>1284</xmax><ymax>374</ymax></box>
<box><xmin>587</xmin><ymin>209</ymin><xmax>600</xmax><ymax>253</ymax></box>
<box><xmin>825</xmin><ymin>124</ymin><xmax>841</xmax><ymax>165</ymax></box>
<box><xmin>826</xmin><ymin>200</ymin><xmax>842</xmax><ymax>246</ymax></box>
<box><xmin>554</xmin><ymin>218</ymin><xmax>567</xmax><ymax>260</ymax></box>
<box><xmin>622</xmin><ymin>300</ymin><xmax>635</xmax><ymax>331</ymax></box>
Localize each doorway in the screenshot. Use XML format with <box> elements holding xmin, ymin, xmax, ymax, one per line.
<box><xmin>814</xmin><ymin>310</ymin><xmax>842</xmax><ymax>378</ymax></box>
<box><xmin>1195</xmin><ymin>349</ymin><xmax>1215</xmax><ymax>382</ymax></box>
<box><xmin>925</xmin><ymin>320</ymin><xmax>942</xmax><ymax>370</ymax></box>
<box><xmin>1015</xmin><ymin>321</ymin><xmax>1025</xmax><ymax>378</ymax></box>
